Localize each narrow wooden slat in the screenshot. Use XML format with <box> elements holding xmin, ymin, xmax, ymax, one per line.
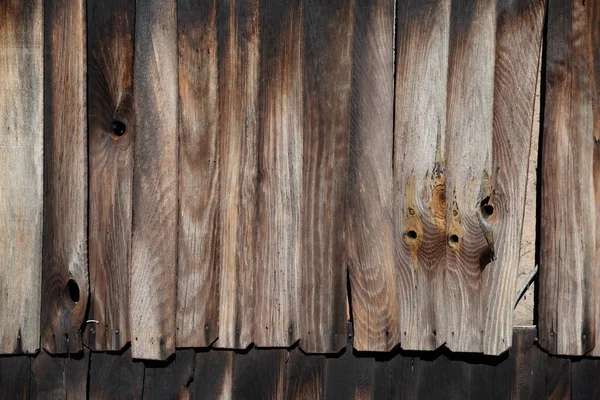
<box><xmin>393</xmin><ymin>0</ymin><xmax>450</xmax><ymax>352</ymax></box>
<box><xmin>285</xmin><ymin>349</ymin><xmax>325</xmax><ymax>400</ymax></box>
<box><xmin>299</xmin><ymin>0</ymin><xmax>353</xmax><ymax>354</ymax></box>
<box><xmin>232</xmin><ymin>349</ymin><xmax>286</xmax><ymax>399</ymax></box>
<box><xmin>176</xmin><ymin>0</ymin><xmax>220</xmax><ymax>348</ymax></box>
<box><xmin>30</xmin><ymin>351</ymin><xmax>89</xmax><ymax>399</ymax></box>
<box><xmin>41</xmin><ymin>0</ymin><xmax>87</xmax><ymax>354</ymax></box>
<box><xmin>88</xmin><ymin>348</ymin><xmax>144</xmax><ymax>400</ymax></box>
<box><xmin>0</xmin><ymin>0</ymin><xmax>43</xmax><ymax>355</ymax></box>
<box><xmin>0</xmin><ymin>356</ymin><xmax>31</xmax><ymax>399</ymax></box>
<box><xmin>347</xmin><ymin>0</ymin><xmax>398</xmax><ymax>352</ymax></box>
<box><xmin>511</xmin><ymin>328</ymin><xmax>545</xmax><ymax>399</ymax></box>
<box><xmin>539</xmin><ymin>0</ymin><xmax>599</xmax><ymax>355</ymax></box>
<box><xmin>131</xmin><ymin>0</ymin><xmax>178</xmax><ymax>360</ymax></box>
<box><xmin>190</xmin><ymin>350</ymin><xmax>234</xmax><ymax>398</ymax></box>
<box><xmin>216</xmin><ymin>0</ymin><xmax>260</xmax><ymax>350</ymax></box>
<box><xmin>84</xmin><ymin>0</ymin><xmax>135</xmax><ymax>352</ymax></box>
<box><xmin>143</xmin><ymin>349</ymin><xmax>195</xmax><ymax>399</ymax></box>
<box><xmin>254</xmin><ymin>0</ymin><xmax>303</xmax><ymax>347</ymax></box>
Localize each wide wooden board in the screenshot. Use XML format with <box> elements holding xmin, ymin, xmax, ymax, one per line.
<box><xmin>0</xmin><ymin>0</ymin><xmax>43</xmax><ymax>355</ymax></box>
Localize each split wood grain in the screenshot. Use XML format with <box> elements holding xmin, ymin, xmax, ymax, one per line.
<box><xmin>0</xmin><ymin>0</ymin><xmax>43</xmax><ymax>354</ymax></box>
<box><xmin>300</xmin><ymin>0</ymin><xmax>353</xmax><ymax>354</ymax></box>
<box><xmin>539</xmin><ymin>0</ymin><xmax>600</xmax><ymax>355</ymax></box>
<box><xmin>216</xmin><ymin>0</ymin><xmax>260</xmax><ymax>350</ymax></box>
<box><xmin>347</xmin><ymin>0</ymin><xmax>398</xmax><ymax>352</ymax></box>
<box><xmin>41</xmin><ymin>0</ymin><xmax>88</xmax><ymax>354</ymax></box>
<box><xmin>177</xmin><ymin>0</ymin><xmax>220</xmax><ymax>348</ymax></box>
<box><xmin>131</xmin><ymin>0</ymin><xmax>178</xmax><ymax>360</ymax></box>
<box><xmin>254</xmin><ymin>0</ymin><xmax>303</xmax><ymax>347</ymax></box>
<box><xmin>84</xmin><ymin>0</ymin><xmax>135</xmax><ymax>352</ymax></box>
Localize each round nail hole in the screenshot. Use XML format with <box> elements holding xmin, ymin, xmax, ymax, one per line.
<box><xmin>407</xmin><ymin>230</ymin><xmax>418</xmax><ymax>239</ymax></box>
<box><xmin>481</xmin><ymin>204</ymin><xmax>494</xmax><ymax>217</ymax></box>
<box><xmin>66</xmin><ymin>279</ymin><xmax>80</xmax><ymax>303</ymax></box>
<box><xmin>449</xmin><ymin>234</ymin><xmax>459</xmax><ymax>244</ymax></box>
<box><xmin>110</xmin><ymin>120</ymin><xmax>126</xmax><ymax>137</ymax></box>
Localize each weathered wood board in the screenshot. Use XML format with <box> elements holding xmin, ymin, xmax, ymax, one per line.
<box><xmin>84</xmin><ymin>0</ymin><xmax>135</xmax><ymax>352</ymax></box>
<box><xmin>0</xmin><ymin>0</ymin><xmax>43</xmax><ymax>355</ymax></box>
<box><xmin>30</xmin><ymin>351</ymin><xmax>89</xmax><ymax>399</ymax></box>
<box><xmin>131</xmin><ymin>0</ymin><xmax>178</xmax><ymax>360</ymax></box>
<box><xmin>41</xmin><ymin>0</ymin><xmax>88</xmax><ymax>355</ymax></box>
<box><xmin>88</xmin><ymin>348</ymin><xmax>144</xmax><ymax>400</ymax></box>
<box><xmin>539</xmin><ymin>0</ymin><xmax>600</xmax><ymax>356</ymax></box>
<box><xmin>177</xmin><ymin>0</ymin><xmax>220</xmax><ymax>348</ymax></box>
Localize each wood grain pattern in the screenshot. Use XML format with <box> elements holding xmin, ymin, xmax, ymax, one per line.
<box><xmin>30</xmin><ymin>351</ymin><xmax>89</xmax><ymax>399</ymax></box>
<box><xmin>393</xmin><ymin>0</ymin><xmax>450</xmax><ymax>352</ymax></box>
<box><xmin>299</xmin><ymin>0</ymin><xmax>353</xmax><ymax>354</ymax></box>
<box><xmin>231</xmin><ymin>349</ymin><xmax>286</xmax><ymax>399</ymax></box>
<box><xmin>539</xmin><ymin>0</ymin><xmax>599</xmax><ymax>355</ymax></box>
<box><xmin>84</xmin><ymin>0</ymin><xmax>135</xmax><ymax>352</ymax></box>
<box><xmin>572</xmin><ymin>357</ymin><xmax>600</xmax><ymax>400</ymax></box>
<box><xmin>0</xmin><ymin>356</ymin><xmax>30</xmax><ymax>399</ymax></box>
<box><xmin>216</xmin><ymin>0</ymin><xmax>260</xmax><ymax>350</ymax></box>
<box><xmin>143</xmin><ymin>349</ymin><xmax>195</xmax><ymax>399</ymax></box>
<box><xmin>254</xmin><ymin>0</ymin><xmax>303</xmax><ymax>347</ymax></box>
<box><xmin>41</xmin><ymin>0</ymin><xmax>88</xmax><ymax>355</ymax></box>
<box><xmin>191</xmin><ymin>350</ymin><xmax>234</xmax><ymax>398</ymax></box>
<box><xmin>131</xmin><ymin>0</ymin><xmax>178</xmax><ymax>360</ymax></box>
<box><xmin>88</xmin><ymin>348</ymin><xmax>144</xmax><ymax>400</ymax></box>
<box><xmin>0</xmin><ymin>0</ymin><xmax>43</xmax><ymax>355</ymax></box>
<box><xmin>347</xmin><ymin>0</ymin><xmax>398</xmax><ymax>352</ymax></box>
<box><xmin>177</xmin><ymin>0</ymin><xmax>220</xmax><ymax>348</ymax></box>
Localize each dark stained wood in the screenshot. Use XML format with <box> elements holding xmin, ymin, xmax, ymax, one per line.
<box><xmin>216</xmin><ymin>0</ymin><xmax>260</xmax><ymax>350</ymax></box>
<box><xmin>572</xmin><ymin>357</ymin><xmax>600</xmax><ymax>400</ymax></box>
<box><xmin>393</xmin><ymin>0</ymin><xmax>450</xmax><ymax>352</ymax></box>
<box><xmin>176</xmin><ymin>0</ymin><xmax>220</xmax><ymax>349</ymax></box>
<box><xmin>0</xmin><ymin>356</ymin><xmax>30</xmax><ymax>399</ymax></box>
<box><xmin>30</xmin><ymin>350</ymin><xmax>89</xmax><ymax>399</ymax></box>
<box><xmin>325</xmin><ymin>349</ymin><xmax>390</xmax><ymax>400</ymax></box>
<box><xmin>511</xmin><ymin>328</ymin><xmax>545</xmax><ymax>399</ymax></box>
<box><xmin>41</xmin><ymin>0</ymin><xmax>88</xmax><ymax>355</ymax></box>
<box><xmin>539</xmin><ymin>0</ymin><xmax>599</xmax><ymax>356</ymax></box>
<box><xmin>254</xmin><ymin>0</ymin><xmax>303</xmax><ymax>347</ymax></box>
<box><xmin>143</xmin><ymin>349</ymin><xmax>195</xmax><ymax>400</ymax></box>
<box><xmin>347</xmin><ymin>0</ymin><xmax>398</xmax><ymax>352</ymax></box>
<box><xmin>0</xmin><ymin>0</ymin><xmax>43</xmax><ymax>355</ymax></box>
<box><xmin>190</xmin><ymin>350</ymin><xmax>234</xmax><ymax>398</ymax></box>
<box><xmin>84</xmin><ymin>0</ymin><xmax>135</xmax><ymax>352</ymax></box>
<box><xmin>285</xmin><ymin>349</ymin><xmax>325</xmax><ymax>399</ymax></box>
<box><xmin>299</xmin><ymin>0</ymin><xmax>353</xmax><ymax>354</ymax></box>
<box><xmin>545</xmin><ymin>355</ymin><xmax>571</xmax><ymax>399</ymax></box>
<box><xmin>88</xmin><ymin>347</ymin><xmax>144</xmax><ymax>400</ymax></box>
<box><xmin>232</xmin><ymin>349</ymin><xmax>286</xmax><ymax>399</ymax></box>
<box><xmin>131</xmin><ymin>0</ymin><xmax>178</xmax><ymax>360</ymax></box>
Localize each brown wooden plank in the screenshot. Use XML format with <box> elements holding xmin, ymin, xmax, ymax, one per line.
<box><xmin>41</xmin><ymin>0</ymin><xmax>88</xmax><ymax>355</ymax></box>
<box><xmin>176</xmin><ymin>0</ymin><xmax>220</xmax><ymax>348</ymax></box>
<box><xmin>0</xmin><ymin>0</ymin><xmax>43</xmax><ymax>355</ymax></box>
<box><xmin>347</xmin><ymin>0</ymin><xmax>398</xmax><ymax>352</ymax></box>
<box><xmin>285</xmin><ymin>349</ymin><xmax>325</xmax><ymax>399</ymax></box>
<box><xmin>254</xmin><ymin>0</ymin><xmax>303</xmax><ymax>347</ymax></box>
<box><xmin>539</xmin><ymin>0</ymin><xmax>599</xmax><ymax>355</ymax></box>
<box><xmin>30</xmin><ymin>351</ymin><xmax>89</xmax><ymax>400</ymax></box>
<box><xmin>131</xmin><ymin>0</ymin><xmax>178</xmax><ymax>360</ymax></box>
<box><xmin>143</xmin><ymin>349</ymin><xmax>195</xmax><ymax>400</ymax></box>
<box><xmin>84</xmin><ymin>0</ymin><xmax>135</xmax><ymax>352</ymax></box>
<box><xmin>190</xmin><ymin>350</ymin><xmax>234</xmax><ymax>398</ymax></box>
<box><xmin>572</xmin><ymin>357</ymin><xmax>600</xmax><ymax>400</ymax></box>
<box><xmin>511</xmin><ymin>328</ymin><xmax>545</xmax><ymax>399</ymax></box>
<box><xmin>0</xmin><ymin>356</ymin><xmax>31</xmax><ymax>399</ymax></box>
<box><xmin>392</xmin><ymin>0</ymin><xmax>450</xmax><ymax>352</ymax></box>
<box><xmin>88</xmin><ymin>348</ymin><xmax>144</xmax><ymax>400</ymax></box>
<box><xmin>216</xmin><ymin>0</ymin><xmax>260</xmax><ymax>350</ymax></box>
<box><xmin>299</xmin><ymin>0</ymin><xmax>353</xmax><ymax>354</ymax></box>
<box><xmin>232</xmin><ymin>349</ymin><xmax>286</xmax><ymax>399</ymax></box>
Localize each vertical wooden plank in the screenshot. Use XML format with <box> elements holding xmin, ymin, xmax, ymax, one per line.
<box><xmin>442</xmin><ymin>0</ymin><xmax>496</xmax><ymax>352</ymax></box>
<box><xmin>324</xmin><ymin>348</ymin><xmax>389</xmax><ymax>399</ymax></box>
<box><xmin>131</xmin><ymin>0</ymin><xmax>178</xmax><ymax>360</ymax></box>
<box><xmin>572</xmin><ymin>357</ymin><xmax>600</xmax><ymax>400</ymax></box>
<box><xmin>254</xmin><ymin>0</ymin><xmax>303</xmax><ymax>347</ymax></box>
<box><xmin>299</xmin><ymin>0</ymin><xmax>353</xmax><ymax>354</ymax></box>
<box><xmin>0</xmin><ymin>0</ymin><xmax>43</xmax><ymax>355</ymax></box>
<box><xmin>31</xmin><ymin>351</ymin><xmax>89</xmax><ymax>400</ymax></box>
<box><xmin>545</xmin><ymin>355</ymin><xmax>571</xmax><ymax>399</ymax></box>
<box><xmin>511</xmin><ymin>328</ymin><xmax>545</xmax><ymax>399</ymax></box>
<box><xmin>0</xmin><ymin>356</ymin><xmax>31</xmax><ymax>399</ymax></box>
<box><xmin>143</xmin><ymin>349</ymin><xmax>195</xmax><ymax>400</ymax></box>
<box><xmin>41</xmin><ymin>0</ymin><xmax>88</xmax><ymax>355</ymax></box>
<box><xmin>347</xmin><ymin>0</ymin><xmax>398</xmax><ymax>352</ymax></box>
<box><xmin>176</xmin><ymin>0</ymin><xmax>220</xmax><ymax>348</ymax></box>
<box><xmin>285</xmin><ymin>349</ymin><xmax>325</xmax><ymax>399</ymax></box>
<box><xmin>88</xmin><ymin>348</ymin><xmax>144</xmax><ymax>400</ymax></box>
<box><xmin>216</xmin><ymin>0</ymin><xmax>260</xmax><ymax>350</ymax></box>
<box><xmin>84</xmin><ymin>0</ymin><xmax>135</xmax><ymax>352</ymax></box>
<box><xmin>231</xmin><ymin>349</ymin><xmax>286</xmax><ymax>399</ymax></box>
<box><xmin>539</xmin><ymin>0</ymin><xmax>599</xmax><ymax>355</ymax></box>
<box><xmin>190</xmin><ymin>350</ymin><xmax>234</xmax><ymax>398</ymax></box>
<box><xmin>393</xmin><ymin>0</ymin><xmax>450</xmax><ymax>352</ymax></box>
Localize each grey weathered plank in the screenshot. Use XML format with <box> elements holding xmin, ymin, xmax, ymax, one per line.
<box><xmin>177</xmin><ymin>0</ymin><xmax>220</xmax><ymax>348</ymax></box>
<box><xmin>0</xmin><ymin>0</ymin><xmax>43</xmax><ymax>355</ymax></box>
<box><xmin>216</xmin><ymin>0</ymin><xmax>260</xmax><ymax>350</ymax></box>
<box><xmin>539</xmin><ymin>0</ymin><xmax>599</xmax><ymax>355</ymax></box>
<box><xmin>131</xmin><ymin>0</ymin><xmax>178</xmax><ymax>360</ymax></box>
<box><xmin>84</xmin><ymin>0</ymin><xmax>135</xmax><ymax>352</ymax></box>
<box><xmin>41</xmin><ymin>0</ymin><xmax>88</xmax><ymax>355</ymax></box>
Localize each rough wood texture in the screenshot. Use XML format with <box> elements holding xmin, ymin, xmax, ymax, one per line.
<box><xmin>41</xmin><ymin>0</ymin><xmax>88</xmax><ymax>355</ymax></box>
<box><xmin>0</xmin><ymin>356</ymin><xmax>30</xmax><ymax>399</ymax></box>
<box><xmin>0</xmin><ymin>0</ymin><xmax>43</xmax><ymax>355</ymax></box>
<box><xmin>347</xmin><ymin>0</ymin><xmax>398</xmax><ymax>352</ymax></box>
<box><xmin>131</xmin><ymin>0</ymin><xmax>178</xmax><ymax>360</ymax></box>
<box><xmin>191</xmin><ymin>350</ymin><xmax>233</xmax><ymax>397</ymax></box>
<box><xmin>216</xmin><ymin>0</ymin><xmax>260</xmax><ymax>350</ymax></box>
<box><xmin>143</xmin><ymin>349</ymin><xmax>195</xmax><ymax>399</ymax></box>
<box><xmin>88</xmin><ymin>348</ymin><xmax>144</xmax><ymax>400</ymax></box>
<box><xmin>30</xmin><ymin>351</ymin><xmax>89</xmax><ymax>399</ymax></box>
<box><xmin>177</xmin><ymin>0</ymin><xmax>220</xmax><ymax>348</ymax></box>
<box><xmin>84</xmin><ymin>0</ymin><xmax>135</xmax><ymax>352</ymax></box>
<box><xmin>231</xmin><ymin>349</ymin><xmax>286</xmax><ymax>399</ymax></box>
<box><xmin>300</xmin><ymin>0</ymin><xmax>353</xmax><ymax>354</ymax></box>
<box><xmin>539</xmin><ymin>0</ymin><xmax>600</xmax><ymax>355</ymax></box>
<box><xmin>254</xmin><ymin>0</ymin><xmax>303</xmax><ymax>347</ymax></box>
